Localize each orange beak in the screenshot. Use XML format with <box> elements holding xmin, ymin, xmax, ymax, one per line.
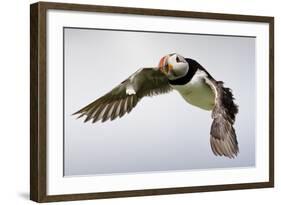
<box><xmin>158</xmin><ymin>55</ymin><xmax>173</xmax><ymax>74</ymax></box>
<box><xmin>168</xmin><ymin>63</ymin><xmax>173</xmax><ymax>72</ymax></box>
<box><xmin>158</xmin><ymin>56</ymin><xmax>167</xmax><ymax>69</ymax></box>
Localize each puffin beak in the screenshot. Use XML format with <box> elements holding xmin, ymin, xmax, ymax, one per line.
<box><xmin>159</xmin><ymin>55</ymin><xmax>173</xmax><ymax>75</ymax></box>
<box><xmin>168</xmin><ymin>63</ymin><xmax>173</xmax><ymax>72</ymax></box>
<box><xmin>159</xmin><ymin>63</ymin><xmax>173</xmax><ymax>75</ymax></box>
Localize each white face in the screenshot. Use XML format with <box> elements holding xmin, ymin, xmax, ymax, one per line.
<box><xmin>160</xmin><ymin>53</ymin><xmax>189</xmax><ymax>80</ymax></box>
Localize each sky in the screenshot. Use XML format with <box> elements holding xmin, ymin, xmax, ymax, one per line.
<box><xmin>64</xmin><ymin>27</ymin><xmax>256</xmax><ymax>176</ymax></box>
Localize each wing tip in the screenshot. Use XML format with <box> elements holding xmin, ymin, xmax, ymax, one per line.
<box><xmin>210</xmin><ymin>136</ymin><xmax>239</xmax><ymax>158</ymax></box>
<box><xmin>72</xmin><ymin>110</ymin><xmax>82</xmax><ymax>116</ymax></box>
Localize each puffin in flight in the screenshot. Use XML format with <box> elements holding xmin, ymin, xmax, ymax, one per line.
<box><xmin>74</xmin><ymin>53</ymin><xmax>239</xmax><ymax>158</ymax></box>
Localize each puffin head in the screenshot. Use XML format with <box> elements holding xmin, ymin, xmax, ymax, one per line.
<box><xmin>158</xmin><ymin>53</ymin><xmax>189</xmax><ymax>80</ymax></box>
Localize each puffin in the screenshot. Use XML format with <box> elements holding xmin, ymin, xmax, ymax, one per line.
<box><xmin>73</xmin><ymin>53</ymin><xmax>239</xmax><ymax>158</ymax></box>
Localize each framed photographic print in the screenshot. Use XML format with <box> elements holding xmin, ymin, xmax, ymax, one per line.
<box><xmin>30</xmin><ymin>1</ymin><xmax>274</xmax><ymax>202</ymax></box>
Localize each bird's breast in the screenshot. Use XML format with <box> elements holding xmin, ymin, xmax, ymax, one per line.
<box><xmin>171</xmin><ymin>70</ymin><xmax>215</xmax><ymax>111</ymax></box>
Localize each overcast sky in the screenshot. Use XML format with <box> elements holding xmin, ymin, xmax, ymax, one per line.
<box><xmin>64</xmin><ymin>27</ymin><xmax>256</xmax><ymax>176</ymax></box>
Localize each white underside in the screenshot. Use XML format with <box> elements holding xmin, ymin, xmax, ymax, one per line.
<box><xmin>172</xmin><ymin>70</ymin><xmax>215</xmax><ymax>111</ymax></box>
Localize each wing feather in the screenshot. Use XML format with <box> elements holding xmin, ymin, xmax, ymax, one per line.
<box><xmin>205</xmin><ymin>77</ymin><xmax>239</xmax><ymax>158</ymax></box>
<box><xmin>92</xmin><ymin>103</ymin><xmax>107</xmax><ymax>123</ymax></box>
<box><xmin>102</xmin><ymin>101</ymin><xmax>115</xmax><ymax>122</ymax></box>
<box><xmin>74</xmin><ymin>68</ymin><xmax>172</xmax><ymax>123</ymax></box>
<box><xmin>110</xmin><ymin>100</ymin><xmax>121</xmax><ymax>121</ymax></box>
<box><xmin>127</xmin><ymin>96</ymin><xmax>134</xmax><ymax>113</ymax></box>
<box><xmin>119</xmin><ymin>98</ymin><xmax>126</xmax><ymax>117</ymax></box>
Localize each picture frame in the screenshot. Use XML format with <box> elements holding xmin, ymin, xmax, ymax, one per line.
<box><xmin>30</xmin><ymin>1</ymin><xmax>274</xmax><ymax>202</ymax></box>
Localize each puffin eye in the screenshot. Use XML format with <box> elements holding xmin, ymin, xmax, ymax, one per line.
<box><xmin>176</xmin><ymin>56</ymin><xmax>181</xmax><ymax>63</ymax></box>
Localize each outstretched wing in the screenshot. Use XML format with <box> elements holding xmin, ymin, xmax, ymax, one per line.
<box><xmin>73</xmin><ymin>68</ymin><xmax>172</xmax><ymax>123</ymax></box>
<box><xmin>204</xmin><ymin>77</ymin><xmax>239</xmax><ymax>158</ymax></box>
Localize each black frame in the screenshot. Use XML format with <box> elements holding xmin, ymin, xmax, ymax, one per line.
<box><xmin>30</xmin><ymin>1</ymin><xmax>274</xmax><ymax>202</ymax></box>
